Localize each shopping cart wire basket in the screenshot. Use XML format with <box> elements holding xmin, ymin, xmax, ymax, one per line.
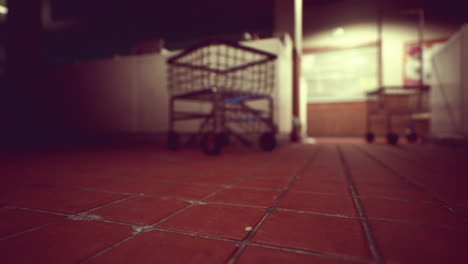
<box><xmin>166</xmin><ymin>39</ymin><xmax>278</xmax><ymax>154</ymax></box>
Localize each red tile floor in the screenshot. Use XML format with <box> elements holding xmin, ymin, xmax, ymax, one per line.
<box><xmin>1</xmin><ymin>141</ymin><xmax>468</xmax><ymax>263</ymax></box>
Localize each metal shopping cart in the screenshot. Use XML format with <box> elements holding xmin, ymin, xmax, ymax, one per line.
<box><xmin>365</xmin><ymin>85</ymin><xmax>430</xmax><ymax>145</ymax></box>
<box><xmin>166</xmin><ymin>39</ymin><xmax>278</xmax><ymax>155</ymax></box>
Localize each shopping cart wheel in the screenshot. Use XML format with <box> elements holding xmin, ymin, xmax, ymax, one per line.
<box><xmin>201</xmin><ymin>132</ymin><xmax>222</xmax><ymax>155</ymax></box>
<box><xmin>365</xmin><ymin>132</ymin><xmax>375</xmax><ymax>143</ymax></box>
<box><xmin>167</xmin><ymin>132</ymin><xmax>179</xmax><ymax>150</ymax></box>
<box><xmin>386</xmin><ymin>133</ymin><xmax>399</xmax><ymax>145</ymax></box>
<box><xmin>259</xmin><ymin>132</ymin><xmax>276</xmax><ymax>151</ymax></box>
<box><xmin>406</xmin><ymin>132</ymin><xmax>418</xmax><ymax>143</ymax></box>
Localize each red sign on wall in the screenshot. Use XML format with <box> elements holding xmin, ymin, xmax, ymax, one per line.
<box><xmin>403</xmin><ymin>38</ymin><xmax>447</xmax><ymax>87</ymax></box>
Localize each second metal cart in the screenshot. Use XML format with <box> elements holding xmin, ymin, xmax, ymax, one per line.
<box><xmin>365</xmin><ymin>85</ymin><xmax>430</xmax><ymax>144</ymax></box>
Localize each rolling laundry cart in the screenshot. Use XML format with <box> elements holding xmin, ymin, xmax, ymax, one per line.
<box><xmin>365</xmin><ymin>85</ymin><xmax>430</xmax><ymax>145</ymax></box>
<box><xmin>166</xmin><ymin>39</ymin><xmax>278</xmax><ymax>155</ymax></box>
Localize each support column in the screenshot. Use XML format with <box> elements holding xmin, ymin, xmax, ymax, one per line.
<box><xmin>274</xmin><ymin>0</ymin><xmax>303</xmax><ymax>142</ymax></box>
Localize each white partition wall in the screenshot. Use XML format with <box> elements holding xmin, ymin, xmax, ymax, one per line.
<box><xmin>430</xmin><ymin>24</ymin><xmax>468</xmax><ymax>139</ymax></box>
<box><xmin>242</xmin><ymin>37</ymin><xmax>293</xmax><ymax>135</ymax></box>
<box><xmin>45</xmin><ymin>37</ymin><xmax>293</xmax><ymax>138</ymax></box>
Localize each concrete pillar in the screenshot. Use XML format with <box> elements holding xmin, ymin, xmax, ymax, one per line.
<box><xmin>274</xmin><ymin>0</ymin><xmax>303</xmax><ymax>142</ymax></box>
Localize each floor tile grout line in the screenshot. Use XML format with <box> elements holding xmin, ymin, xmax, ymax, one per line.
<box><xmin>367</xmin><ymin>217</ymin><xmax>468</xmax><ymax>231</ymax></box>
<box><xmin>356</xmin><ymin>195</ymin><xmax>438</xmax><ymax>205</ymax></box>
<box><xmin>21</xmin><ymin>212</ymin><xmax>458</xmax><ymax>263</ymax></box>
<box><xmin>121</xmin><ymin>175</ymin><xmax>246</xmax><ymax>188</ymax></box>
<box><xmin>361</xmin><ymin>144</ymin><xmax>463</xmax><ymax>194</ymax></box>
<box><xmin>65</xmin><ymin>182</ymin><xmax>286</xmax><ymax>197</ymax></box>
<box><xmin>147</xmin><ymin>202</ymin><xmax>198</xmax><ymax>228</ymax></box>
<box><xmin>76</xmin><ymin>148</ymin><xmax>292</xmax><ymax>263</ymax></box>
<box><xmin>0</xmin><ymin>218</ymin><xmax>66</xmax><ymax>241</ymax></box>
<box><xmin>80</xmin><ymin>234</ymin><xmax>139</xmax><ymax>264</ymax></box>
<box><xmin>77</xmin><ymin>165</ymin><xmax>268</xmax><ymax>227</ymax></box>
<box><xmin>6</xmin><ymin>177</ymin><xmax>464</xmax><ymax>227</ymax></box>
<box><xmin>96</xmin><ymin>150</ymin><xmax>298</xmax><ymax>204</ymax></box>
<box><xmin>217</xmin><ymin>185</ymin><xmax>284</xmax><ymax>192</ymax></box>
<box><xmin>10</xmin><ymin>200</ymin><xmax>468</xmax><ymax>236</ymax></box>
<box><xmin>87</xmin><ymin>218</ymin><xmax>140</xmax><ymax>228</ymax></box>
<box><xmin>66</xmin><ymin>181</ymin><xmax>443</xmax><ymax>207</ymax></box>
<box><xmin>291</xmin><ymin>190</ymin><xmax>438</xmax><ymax>204</ymax></box>
<box><xmin>83</xmin><ymin>223</ymin><xmax>380</xmax><ymax>264</ymax></box>
<box><xmin>371</xmin><ymin>144</ymin><xmax>427</xmax><ymax>165</ymax></box>
<box><xmin>5</xmin><ymin>146</ymin><xmax>382</xmax><ymax>262</ymax></box>
<box><xmin>49</xmin><ymin>166</ymin><xmax>269</xmax><ymax>192</ymax></box>
<box><xmin>370</xmin><ymin>144</ymin><xmax>464</xmax><ymax>176</ymax></box>
<box><xmin>151</xmin><ymin>227</ymin><xmax>241</xmax><ymax>243</ymax></box>
<box><xmin>275</xmin><ymin>208</ymin><xmax>364</xmax><ymax>220</ymax></box>
<box><xmin>2</xmin><ymin>145</ymin><xmax>460</xmax><ymax>262</ymax></box>
<box><xmin>373</xmin><ymin>145</ymin><xmax>468</xmax><ymax>199</ymax></box>
<box><xmin>69</xmin><ymin>195</ymin><xmax>137</xmax><ymax>217</ymax></box>
<box><xmin>75</xmin><ymin>188</ymin><xmax>200</xmax><ymax>262</ymax></box>
<box><xmin>197</xmin><ymin>147</ymin><xmax>310</xmax><ymax>203</ymax></box>
<box><xmin>60</xmin><ymin>177</ymin><xmax>232</xmax><ymax>190</ymax></box>
<box><xmin>248</xmin><ymin>242</ymin><xmax>374</xmax><ymax>264</ymax></box>
<box><xmin>3</xmin><ymin>149</ymin><xmax>304</xmax><ymax>234</ymax></box>
<box><xmin>64</xmin><ymin>195</ymin><xmax>156</xmax><ymax>264</ymax></box>
<box><xmin>43</xmin><ymin>150</ymin><xmax>311</xmax><ymax>201</ymax></box>
<box><xmin>355</xmin><ymin>144</ymin><xmax>468</xmax><ymax>224</ymax></box>
<box><xmin>337</xmin><ymin>146</ymin><xmax>384</xmax><ymax>264</ymax></box>
<box><xmin>225</xmin><ymin>146</ymin><xmax>322</xmax><ymax>264</ymax></box>
<box><xmin>68</xmin><ymin>186</ymin><xmax>141</xmax><ymax>196</ymax></box>
<box><xmin>149</xmin><ymin>222</ymin><xmax>385</xmax><ymax>263</ymax></box>
<box><xmin>197</xmin><ymin>201</ymin><xmax>269</xmax><ymax>210</ymax></box>
<box><xmin>10</xmin><ymin>206</ymin><xmax>71</xmax><ymax>216</ymax></box>
<box><xmin>380</xmin><ymin>145</ymin><xmax>468</xmax><ymax>186</ymax></box>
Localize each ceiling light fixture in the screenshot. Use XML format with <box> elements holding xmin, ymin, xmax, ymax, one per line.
<box><xmin>0</xmin><ymin>5</ymin><xmax>8</xmax><ymax>15</ymax></box>
<box><xmin>332</xmin><ymin>27</ymin><xmax>345</xmax><ymax>37</ymax></box>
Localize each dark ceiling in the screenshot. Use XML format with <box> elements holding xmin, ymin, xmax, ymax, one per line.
<box><xmin>48</xmin><ymin>0</ymin><xmax>276</xmax><ymax>51</ymax></box>
<box><xmin>51</xmin><ymin>0</ymin><xmax>275</xmax><ymax>35</ymax></box>
<box><xmin>50</xmin><ymin>0</ymin><xmax>466</xmax><ymax>35</ymax></box>
<box><xmin>44</xmin><ymin>0</ymin><xmax>466</xmax><ymax>61</ymax></box>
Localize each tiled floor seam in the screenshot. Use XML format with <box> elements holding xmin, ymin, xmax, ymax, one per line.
<box><xmin>69</xmin><ymin>195</ymin><xmax>137</xmax><ymax>218</ymax></box>
<box><xmin>0</xmin><ymin>218</ymin><xmax>66</xmax><ymax>241</ymax></box>
<box><xmin>12</xmin><ymin>201</ymin><xmax>468</xmax><ymax>233</ymax></box>
<box><xmin>291</xmin><ymin>190</ymin><xmax>438</xmax><ymax>204</ymax></box>
<box><xmin>77</xmin><ymin>190</ymin><xmax>209</xmax><ymax>262</ymax></box>
<box><xmin>379</xmin><ymin>145</ymin><xmax>466</xmax><ymax>184</ymax></box>
<box><xmin>196</xmin><ymin>147</ymin><xmax>313</xmax><ymax>202</ymax></box>
<box><xmin>0</xmin><ymin>209</ymin><xmax>411</xmax><ymax>263</ymax></box>
<box><xmin>356</xmin><ymin>195</ymin><xmax>438</xmax><ymax>204</ymax></box>
<box><xmin>151</xmin><ymin>227</ymin><xmax>240</xmax><ymax>243</ymax></box>
<box><xmin>362</xmin><ymin>144</ymin><xmax>468</xmax><ymax>206</ymax></box>
<box><xmin>226</xmin><ymin>146</ymin><xmax>322</xmax><ymax>264</ymax></box>
<box><xmin>71</xmin><ymin>184</ymin><xmax>283</xmax><ymax>197</ymax></box>
<box><xmin>367</xmin><ymin>217</ymin><xmax>468</xmax><ymax>231</ymax></box>
<box><xmin>371</xmin><ymin>144</ymin><xmax>456</xmax><ymax>176</ymax></box>
<box><xmin>80</xmin><ymin>234</ymin><xmax>139</xmax><ymax>264</ymax></box>
<box><xmin>248</xmin><ymin>242</ymin><xmax>374</xmax><ymax>264</ymax></box>
<box><xmin>51</xmin><ymin>148</ymin><xmax>310</xmax><ymax>199</ymax></box>
<box><xmin>337</xmin><ymin>146</ymin><xmax>384</xmax><ymax>264</ymax></box>
<box><xmin>355</xmin><ymin>144</ymin><xmax>468</xmax><ymax>224</ymax></box>
<box><xmin>9</xmin><ymin>206</ymin><xmax>71</xmax><ymax>216</ymax></box>
<box><xmin>77</xmin><ymin>148</ymin><xmax>298</xmax><ymax>263</ymax></box>
<box><xmin>127</xmin><ymin>226</ymin><xmax>377</xmax><ymax>263</ymax></box>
